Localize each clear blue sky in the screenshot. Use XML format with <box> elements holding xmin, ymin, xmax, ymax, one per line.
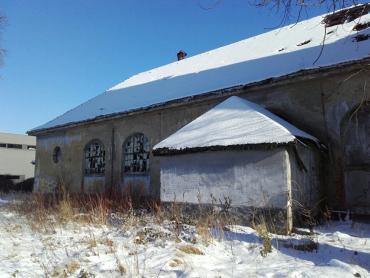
<box><xmin>0</xmin><ymin>0</ymin><xmax>354</xmax><ymax>134</ymax></box>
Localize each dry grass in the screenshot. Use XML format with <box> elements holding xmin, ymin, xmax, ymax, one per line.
<box><xmin>115</xmin><ymin>256</ymin><xmax>126</xmax><ymax>275</ymax></box>
<box><xmin>51</xmin><ymin>261</ymin><xmax>81</xmax><ymax>277</ymax></box>
<box><xmin>65</xmin><ymin>260</ymin><xmax>80</xmax><ymax>275</ymax></box>
<box><xmin>86</xmin><ymin>237</ymin><xmax>97</xmax><ymax>249</ymax></box>
<box><xmin>178</xmin><ymin>245</ymin><xmax>204</xmax><ymax>255</ymax></box>
<box><xmin>0</xmin><ymin>190</ymin><xmax>267</xmax><ymax>277</ymax></box>
<box><xmin>9</xmin><ymin>185</ymin><xmax>158</xmax><ymax>230</ymax></box>
<box><xmin>253</xmin><ymin>218</ymin><xmax>272</xmax><ymax>257</ymax></box>
<box><xmin>101</xmin><ymin>238</ymin><xmax>114</xmax><ymax>247</ymax></box>
<box><xmin>169</xmin><ymin>258</ymin><xmax>183</xmax><ymax>267</ymax></box>
<box><xmin>196</xmin><ymin>219</ymin><xmax>212</xmax><ymax>246</ymax></box>
<box><xmin>5</xmin><ymin>187</ymin><xmax>293</xmax><ymax>260</ymax></box>
<box><xmin>58</xmin><ymin>197</ymin><xmax>74</xmax><ymax>222</ymax></box>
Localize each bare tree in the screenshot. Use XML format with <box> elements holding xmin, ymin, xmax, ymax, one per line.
<box><xmin>198</xmin><ymin>0</ymin><xmax>364</xmax><ymax>25</ymax></box>
<box><xmin>255</xmin><ymin>0</ymin><xmax>360</xmax><ymax>11</ymax></box>
<box><xmin>251</xmin><ymin>1</ymin><xmax>369</xmax><ymax>63</ymax></box>
<box><xmin>253</xmin><ymin>0</ymin><xmax>362</xmax><ymax>24</ymax></box>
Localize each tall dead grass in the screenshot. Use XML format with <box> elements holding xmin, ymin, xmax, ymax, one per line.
<box><xmin>9</xmin><ymin>187</ymin><xmax>306</xmax><ymax>258</ymax></box>
<box><xmin>11</xmin><ymin>185</ymin><xmax>158</xmax><ymax>230</ymax></box>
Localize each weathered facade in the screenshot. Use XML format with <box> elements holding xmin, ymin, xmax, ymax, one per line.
<box><xmin>156</xmin><ymin>145</ymin><xmax>321</xmax><ymax>233</ymax></box>
<box><xmin>30</xmin><ymin>62</ymin><xmax>370</xmax><ymax>215</ymax></box>
<box><xmin>29</xmin><ymin>5</ymin><xmax>370</xmax><ymax>216</ymax></box>
<box><xmin>157</xmin><ymin>147</ymin><xmax>320</xmax><ymax>207</ymax></box>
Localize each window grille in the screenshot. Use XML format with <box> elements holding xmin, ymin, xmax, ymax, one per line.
<box><xmin>85</xmin><ymin>141</ymin><xmax>105</xmax><ymax>175</ymax></box>
<box><xmin>123</xmin><ymin>134</ymin><xmax>150</xmax><ymax>174</ymax></box>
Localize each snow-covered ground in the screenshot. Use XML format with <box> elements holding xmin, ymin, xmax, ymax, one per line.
<box><xmin>0</xmin><ymin>195</ymin><xmax>369</xmax><ymax>277</ymax></box>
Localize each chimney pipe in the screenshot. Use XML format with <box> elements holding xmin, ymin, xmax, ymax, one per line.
<box><xmin>177</xmin><ymin>50</ymin><xmax>187</xmax><ymax>61</ymax></box>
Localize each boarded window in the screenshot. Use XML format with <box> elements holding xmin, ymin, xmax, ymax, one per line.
<box><xmin>85</xmin><ymin>141</ymin><xmax>105</xmax><ymax>175</ymax></box>
<box><xmin>123</xmin><ymin>134</ymin><xmax>150</xmax><ymax>174</ymax></box>
<box><xmin>53</xmin><ymin>146</ymin><xmax>61</xmax><ymax>163</ymax></box>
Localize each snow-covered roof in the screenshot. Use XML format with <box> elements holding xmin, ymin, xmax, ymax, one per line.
<box><xmin>31</xmin><ymin>5</ymin><xmax>370</xmax><ymax>133</ymax></box>
<box><xmin>153</xmin><ymin>96</ymin><xmax>318</xmax><ymax>152</ymax></box>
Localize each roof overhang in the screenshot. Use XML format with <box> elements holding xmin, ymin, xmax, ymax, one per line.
<box><xmin>152</xmin><ymin>138</ymin><xmax>323</xmax><ymax>156</ymax></box>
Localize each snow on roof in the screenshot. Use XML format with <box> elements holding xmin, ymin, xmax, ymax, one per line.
<box><xmin>31</xmin><ymin>5</ymin><xmax>370</xmax><ymax>132</ymax></box>
<box><xmin>153</xmin><ymin>96</ymin><xmax>318</xmax><ymax>151</ymax></box>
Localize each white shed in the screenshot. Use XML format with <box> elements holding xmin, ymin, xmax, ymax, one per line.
<box><xmin>153</xmin><ymin>96</ymin><xmax>322</xmax><ymax>232</ymax></box>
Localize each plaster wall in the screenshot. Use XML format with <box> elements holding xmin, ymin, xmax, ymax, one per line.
<box><xmin>34</xmin><ymin>102</ymin><xmax>214</xmax><ymax>194</ymax></box>
<box><xmin>342</xmin><ymin>104</ymin><xmax>370</xmax><ymax>213</ymax></box>
<box><xmin>159</xmin><ymin>149</ymin><xmax>289</xmax><ymax>208</ymax></box>
<box><xmin>290</xmin><ymin>144</ymin><xmax>322</xmax><ymax>215</ymax></box>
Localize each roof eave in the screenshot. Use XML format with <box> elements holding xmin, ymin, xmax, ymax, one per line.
<box><xmin>152</xmin><ymin>142</ymin><xmax>298</xmax><ymax>156</ymax></box>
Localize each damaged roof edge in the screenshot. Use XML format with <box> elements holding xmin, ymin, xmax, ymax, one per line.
<box><xmin>152</xmin><ymin>143</ymin><xmax>295</xmax><ymax>156</ymax></box>
<box><xmin>28</xmin><ymin>57</ymin><xmax>370</xmax><ymax>136</ymax></box>
<box><xmin>152</xmin><ymin>138</ymin><xmax>320</xmax><ymax>156</ymax></box>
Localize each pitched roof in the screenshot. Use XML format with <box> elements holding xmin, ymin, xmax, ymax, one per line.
<box><xmin>153</xmin><ymin>96</ymin><xmax>318</xmax><ymax>152</ymax></box>
<box><xmin>31</xmin><ymin>5</ymin><xmax>370</xmax><ymax>133</ymax></box>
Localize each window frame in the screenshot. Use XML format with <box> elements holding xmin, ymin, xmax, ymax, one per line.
<box><xmin>122</xmin><ymin>133</ymin><xmax>150</xmax><ymax>175</ymax></box>
<box><xmin>84</xmin><ymin>139</ymin><xmax>106</xmax><ymax>176</ymax></box>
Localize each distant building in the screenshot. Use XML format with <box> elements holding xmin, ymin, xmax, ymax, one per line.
<box><xmin>0</xmin><ymin>132</ymin><xmax>36</xmax><ymax>183</ymax></box>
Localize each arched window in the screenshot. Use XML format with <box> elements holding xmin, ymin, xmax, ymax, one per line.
<box><xmin>123</xmin><ymin>133</ymin><xmax>150</xmax><ymax>174</ymax></box>
<box><xmin>84</xmin><ymin>140</ymin><xmax>105</xmax><ymax>175</ymax></box>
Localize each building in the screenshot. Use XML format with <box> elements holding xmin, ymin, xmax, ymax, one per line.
<box><xmin>0</xmin><ymin>132</ymin><xmax>36</xmax><ymax>184</ymax></box>
<box><xmin>28</xmin><ymin>5</ymin><xmax>370</xmax><ymax>216</ymax></box>
<box><xmin>153</xmin><ymin>96</ymin><xmax>322</xmax><ymax>232</ymax></box>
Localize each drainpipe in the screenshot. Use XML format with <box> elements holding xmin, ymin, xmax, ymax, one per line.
<box><xmin>110</xmin><ymin>127</ymin><xmax>115</xmax><ymax>197</ymax></box>
<box><xmin>285</xmin><ymin>148</ymin><xmax>293</xmax><ymax>234</ymax></box>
